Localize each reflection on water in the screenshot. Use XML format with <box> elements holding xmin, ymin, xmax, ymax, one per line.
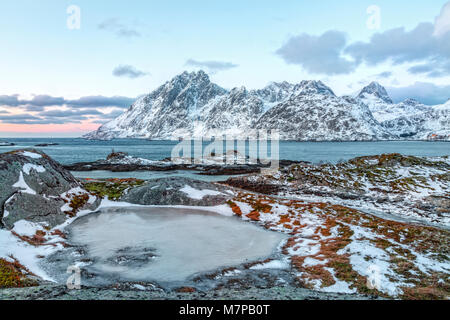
<box><xmin>69</xmin><ymin>207</ymin><xmax>286</xmax><ymax>282</ymax></box>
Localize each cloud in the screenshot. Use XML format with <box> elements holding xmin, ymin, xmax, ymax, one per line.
<box><xmin>0</xmin><ymin>94</ymin><xmax>135</xmax><ymax>125</ymax></box>
<box><xmin>408</xmin><ymin>60</ymin><xmax>450</xmax><ymax>78</ymax></box>
<box><xmin>67</xmin><ymin>96</ymin><xmax>134</xmax><ymax>109</ymax></box>
<box><xmin>0</xmin><ymin>114</ymin><xmax>54</xmax><ymax>125</ymax></box>
<box><xmin>0</xmin><ymin>107</ymin><xmax>112</xmax><ymax>125</ymax></box>
<box><xmin>24</xmin><ymin>105</ymin><xmax>46</xmax><ymax>112</ymax></box>
<box><xmin>434</xmin><ymin>1</ymin><xmax>450</xmax><ymax>37</ymax></box>
<box><xmin>28</xmin><ymin>95</ymin><xmax>65</xmax><ymax>106</ymax></box>
<box><xmin>38</xmin><ymin>109</ymin><xmax>103</xmax><ymax>118</ymax></box>
<box><xmin>98</xmin><ymin>18</ymin><xmax>141</xmax><ymax>38</ymax></box>
<box><xmin>387</xmin><ymin>82</ymin><xmax>450</xmax><ymax>105</ymax></box>
<box><xmin>345</xmin><ymin>20</ymin><xmax>450</xmax><ymax>77</ymax></box>
<box><xmin>276</xmin><ymin>2</ymin><xmax>450</xmax><ymax>77</ymax></box>
<box><xmin>185</xmin><ymin>59</ymin><xmax>239</xmax><ymax>73</ymax></box>
<box><xmin>0</xmin><ymin>94</ymin><xmax>20</xmax><ymax>106</ymax></box>
<box><xmin>0</xmin><ymin>94</ymin><xmax>134</xmax><ymax>109</ymax></box>
<box><xmin>112</xmin><ymin>65</ymin><xmax>148</xmax><ymax>79</ymax></box>
<box><xmin>376</xmin><ymin>71</ymin><xmax>392</xmax><ymax>79</ymax></box>
<box><xmin>345</xmin><ymin>23</ymin><xmax>441</xmax><ymax>65</ymax></box>
<box><xmin>276</xmin><ymin>31</ymin><xmax>357</xmax><ymax>75</ymax></box>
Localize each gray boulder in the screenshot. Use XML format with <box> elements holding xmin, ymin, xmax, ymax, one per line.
<box><xmin>0</xmin><ymin>149</ymin><xmax>81</xmax><ymax>229</ymax></box>
<box><xmin>120</xmin><ymin>177</ymin><xmax>234</xmax><ymax>206</ymax></box>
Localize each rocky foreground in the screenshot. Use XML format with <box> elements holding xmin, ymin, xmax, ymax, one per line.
<box><xmin>225</xmin><ymin>153</ymin><xmax>450</xmax><ymax>227</ymax></box>
<box><xmin>0</xmin><ymin>149</ymin><xmax>448</xmax><ymax>300</ymax></box>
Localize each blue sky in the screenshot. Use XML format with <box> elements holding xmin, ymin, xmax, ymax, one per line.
<box><xmin>0</xmin><ymin>0</ymin><xmax>449</xmax><ymax>136</ymax></box>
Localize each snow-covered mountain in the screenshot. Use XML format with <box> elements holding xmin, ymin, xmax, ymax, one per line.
<box><xmin>84</xmin><ymin>71</ymin><xmax>449</xmax><ymax>141</ymax></box>
<box><xmin>84</xmin><ymin>71</ymin><xmax>228</xmax><ymax>140</ymax></box>
<box><xmin>356</xmin><ymin>82</ymin><xmax>450</xmax><ymax>140</ymax></box>
<box><xmin>357</xmin><ymin>81</ymin><xmax>393</xmax><ymax>105</ymax></box>
<box><xmin>255</xmin><ymin>81</ymin><xmax>393</xmax><ymax>141</ymax></box>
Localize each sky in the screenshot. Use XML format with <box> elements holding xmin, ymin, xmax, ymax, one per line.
<box><xmin>0</xmin><ymin>0</ymin><xmax>450</xmax><ymax>137</ymax></box>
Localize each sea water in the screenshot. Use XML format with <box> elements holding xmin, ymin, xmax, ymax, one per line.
<box><xmin>1</xmin><ymin>138</ymin><xmax>448</xmax><ymax>164</ymax></box>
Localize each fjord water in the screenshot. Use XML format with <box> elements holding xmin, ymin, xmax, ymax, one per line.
<box><xmin>2</xmin><ymin>138</ymin><xmax>449</xmax><ymax>164</ymax></box>
<box><xmin>68</xmin><ymin>207</ymin><xmax>286</xmax><ymax>283</ymax></box>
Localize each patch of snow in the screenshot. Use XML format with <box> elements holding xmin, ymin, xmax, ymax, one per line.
<box><xmin>11</xmin><ymin>220</ymin><xmax>44</xmax><ymax>237</ymax></box>
<box><xmin>0</xmin><ymin>228</ymin><xmax>59</xmax><ymax>281</ymax></box>
<box><xmin>20</xmin><ymin>151</ymin><xmax>42</xmax><ymax>159</ymax></box>
<box><xmin>23</xmin><ymin>163</ymin><xmax>46</xmax><ymax>175</ymax></box>
<box><xmin>132</xmin><ymin>284</ymin><xmax>147</xmax><ymax>291</ymax></box>
<box><xmin>250</xmin><ymin>259</ymin><xmax>289</xmax><ymax>270</ymax></box>
<box><xmin>180</xmin><ymin>185</ymin><xmax>224</xmax><ymax>200</ymax></box>
<box><xmin>319</xmin><ymin>267</ymin><xmax>357</xmax><ymax>294</ymax></box>
<box><xmin>12</xmin><ymin>171</ymin><xmax>36</xmax><ymax>195</ymax></box>
<box><xmin>303</xmin><ymin>257</ymin><xmax>327</xmax><ymax>267</ymax></box>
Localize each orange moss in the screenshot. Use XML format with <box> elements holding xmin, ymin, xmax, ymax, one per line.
<box><xmin>228</xmin><ymin>190</ymin><xmax>449</xmax><ymax>299</ymax></box>
<box><xmin>0</xmin><ymin>257</ymin><xmax>37</xmax><ymax>288</ymax></box>
<box><xmin>227</xmin><ymin>201</ymin><xmax>242</xmax><ymax>216</ymax></box>
<box><xmin>246</xmin><ymin>211</ymin><xmax>260</xmax><ymax>221</ymax></box>
<box><xmin>175</xmin><ymin>287</ymin><xmax>196</xmax><ymax>293</ymax></box>
<box><xmin>50</xmin><ymin>229</ymin><xmax>67</xmax><ymax>239</ymax></box>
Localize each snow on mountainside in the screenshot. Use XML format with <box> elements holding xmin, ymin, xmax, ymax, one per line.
<box><xmin>356</xmin><ymin>82</ymin><xmax>450</xmax><ymax>140</ymax></box>
<box><xmin>84</xmin><ymin>72</ymin><xmax>449</xmax><ymax>141</ymax></box>
<box><xmin>84</xmin><ymin>71</ymin><xmax>228</xmax><ymax>140</ymax></box>
<box><xmin>382</xmin><ymin>104</ymin><xmax>450</xmax><ymax>140</ymax></box>
<box><xmin>256</xmin><ymin>81</ymin><xmax>393</xmax><ymax>141</ymax></box>
<box><xmin>357</xmin><ymin>81</ymin><xmax>393</xmax><ymax>105</ymax></box>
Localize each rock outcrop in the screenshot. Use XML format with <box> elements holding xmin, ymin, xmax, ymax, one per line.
<box><xmin>0</xmin><ymin>149</ymin><xmax>92</xmax><ymax>229</ymax></box>
<box><xmin>120</xmin><ymin>177</ymin><xmax>234</xmax><ymax>206</ymax></box>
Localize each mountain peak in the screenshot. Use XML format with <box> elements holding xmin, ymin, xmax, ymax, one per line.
<box><xmin>172</xmin><ymin>70</ymin><xmax>210</xmax><ymax>83</ymax></box>
<box><xmin>402</xmin><ymin>98</ymin><xmax>421</xmax><ymax>106</ymax></box>
<box><xmin>293</xmin><ymin>80</ymin><xmax>335</xmax><ymax>96</ymax></box>
<box><xmin>358</xmin><ymin>81</ymin><xmax>393</xmax><ymax>104</ymax></box>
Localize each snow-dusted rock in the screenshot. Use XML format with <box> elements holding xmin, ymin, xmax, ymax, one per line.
<box><xmin>0</xmin><ymin>149</ymin><xmax>87</xmax><ymax>229</ymax></box>
<box><xmin>120</xmin><ymin>177</ymin><xmax>234</xmax><ymax>206</ymax></box>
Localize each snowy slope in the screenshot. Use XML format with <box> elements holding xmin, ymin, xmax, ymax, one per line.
<box><xmin>84</xmin><ymin>73</ymin><xmax>449</xmax><ymax>141</ymax></box>
<box><xmin>256</xmin><ymin>81</ymin><xmax>393</xmax><ymax>141</ymax></box>
<box><xmin>355</xmin><ymin>82</ymin><xmax>450</xmax><ymax>140</ymax></box>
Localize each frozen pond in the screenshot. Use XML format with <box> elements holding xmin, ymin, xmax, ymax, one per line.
<box><xmin>67</xmin><ymin>207</ymin><xmax>286</xmax><ymax>283</ymax></box>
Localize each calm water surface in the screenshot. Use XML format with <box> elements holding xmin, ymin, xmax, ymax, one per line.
<box><xmin>2</xmin><ymin>138</ymin><xmax>448</xmax><ymax>165</ymax></box>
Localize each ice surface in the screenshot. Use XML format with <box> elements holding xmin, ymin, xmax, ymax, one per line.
<box><xmin>69</xmin><ymin>207</ymin><xmax>286</xmax><ymax>282</ymax></box>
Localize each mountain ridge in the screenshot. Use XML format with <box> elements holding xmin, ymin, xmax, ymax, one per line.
<box><xmin>84</xmin><ymin>71</ymin><xmax>449</xmax><ymax>141</ymax></box>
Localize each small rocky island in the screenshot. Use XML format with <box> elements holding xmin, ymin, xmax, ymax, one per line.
<box><xmin>64</xmin><ymin>150</ymin><xmax>302</xmax><ymax>175</ymax></box>
<box><xmin>0</xmin><ymin>149</ymin><xmax>448</xmax><ymax>300</ymax></box>
<box><xmin>0</xmin><ymin>141</ymin><xmax>15</xmax><ymax>147</ymax></box>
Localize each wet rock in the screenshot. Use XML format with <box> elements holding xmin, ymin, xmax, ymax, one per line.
<box><xmin>120</xmin><ymin>177</ymin><xmax>234</xmax><ymax>206</ymax></box>
<box><xmin>34</xmin><ymin>143</ymin><xmax>59</xmax><ymax>147</ymax></box>
<box><xmin>0</xmin><ymin>149</ymin><xmax>81</xmax><ymax>229</ymax></box>
<box><xmin>223</xmin><ymin>177</ymin><xmax>282</xmax><ymax>194</ymax></box>
<box><xmin>0</xmin><ymin>142</ymin><xmax>15</xmax><ymax>147</ymax></box>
